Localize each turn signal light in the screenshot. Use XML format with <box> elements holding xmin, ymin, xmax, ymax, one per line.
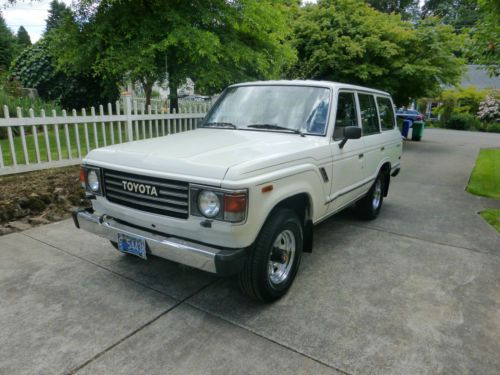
<box><xmin>224</xmin><ymin>194</ymin><xmax>247</xmax><ymax>222</ymax></box>
<box><xmin>79</xmin><ymin>167</ymin><xmax>86</xmax><ymax>189</ymax></box>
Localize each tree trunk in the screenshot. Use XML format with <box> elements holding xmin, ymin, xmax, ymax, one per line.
<box><xmin>142</xmin><ymin>80</ymin><xmax>154</xmax><ymax>109</ymax></box>
<box><xmin>169</xmin><ymin>79</ymin><xmax>179</xmax><ymax>112</ymax></box>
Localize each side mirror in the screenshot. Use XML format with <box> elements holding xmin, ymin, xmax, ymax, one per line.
<box><xmin>339</xmin><ymin>126</ymin><xmax>361</xmax><ymax>149</ymax></box>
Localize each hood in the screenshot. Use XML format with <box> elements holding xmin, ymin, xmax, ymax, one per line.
<box><xmin>85</xmin><ymin>128</ymin><xmax>323</xmax><ymax>182</ymax></box>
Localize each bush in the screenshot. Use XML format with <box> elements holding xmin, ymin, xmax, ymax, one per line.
<box><xmin>477</xmin><ymin>90</ymin><xmax>500</xmax><ymax>123</ymax></box>
<box><xmin>445</xmin><ymin>112</ymin><xmax>481</xmax><ymax>130</ymax></box>
<box><xmin>476</xmin><ymin>122</ymin><xmax>500</xmax><ymax>133</ymax></box>
<box><xmin>10</xmin><ymin>40</ymin><xmax>119</xmax><ymax>110</ymax></box>
<box><xmin>0</xmin><ymin>89</ymin><xmax>61</xmax><ymax>118</ymax></box>
<box><xmin>437</xmin><ymin>86</ymin><xmax>489</xmax><ymax>124</ymax></box>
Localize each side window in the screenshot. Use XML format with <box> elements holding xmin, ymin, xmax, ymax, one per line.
<box><xmin>377</xmin><ymin>97</ymin><xmax>396</xmax><ymax>131</ymax></box>
<box><xmin>358</xmin><ymin>93</ymin><xmax>380</xmax><ymax>136</ymax></box>
<box><xmin>334</xmin><ymin>92</ymin><xmax>358</xmax><ymax>140</ymax></box>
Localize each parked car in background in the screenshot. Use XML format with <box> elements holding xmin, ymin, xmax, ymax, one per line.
<box><xmin>74</xmin><ymin>80</ymin><xmax>402</xmax><ymax>302</ymax></box>
<box><xmin>396</xmin><ymin>109</ymin><xmax>424</xmax><ymax>121</ymax></box>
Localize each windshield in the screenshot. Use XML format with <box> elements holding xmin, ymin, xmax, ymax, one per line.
<box><xmin>203</xmin><ymin>85</ymin><xmax>331</xmax><ymax>135</ymax></box>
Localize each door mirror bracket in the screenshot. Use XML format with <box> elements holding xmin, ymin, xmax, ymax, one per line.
<box><xmin>338</xmin><ymin>126</ymin><xmax>362</xmax><ymax>148</ymax></box>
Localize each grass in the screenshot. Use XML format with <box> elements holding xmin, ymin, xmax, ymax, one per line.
<box><xmin>0</xmin><ymin>118</ymin><xmax>190</xmax><ymax>167</ymax></box>
<box><xmin>467</xmin><ymin>148</ymin><xmax>500</xmax><ymax>233</ymax></box>
<box><xmin>0</xmin><ymin>123</ymin><xmax>127</xmax><ymax>166</ymax></box>
<box><xmin>480</xmin><ymin>209</ymin><xmax>500</xmax><ymax>233</ymax></box>
<box><xmin>466</xmin><ymin>149</ymin><xmax>500</xmax><ymax>199</ymax></box>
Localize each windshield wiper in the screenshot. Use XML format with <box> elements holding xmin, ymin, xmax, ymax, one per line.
<box><xmin>202</xmin><ymin>122</ymin><xmax>237</xmax><ymax>129</ymax></box>
<box><xmin>246</xmin><ymin>124</ymin><xmax>305</xmax><ymax>137</ymax></box>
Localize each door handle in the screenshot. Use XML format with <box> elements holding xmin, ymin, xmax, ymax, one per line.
<box><xmin>358</xmin><ymin>153</ymin><xmax>364</xmax><ymax>158</ymax></box>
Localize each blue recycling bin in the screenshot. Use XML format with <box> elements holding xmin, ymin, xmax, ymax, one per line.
<box><xmin>402</xmin><ymin>119</ymin><xmax>412</xmax><ymax>138</ymax></box>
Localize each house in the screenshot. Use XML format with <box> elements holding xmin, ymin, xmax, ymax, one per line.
<box><xmin>424</xmin><ymin>65</ymin><xmax>500</xmax><ymax>119</ymax></box>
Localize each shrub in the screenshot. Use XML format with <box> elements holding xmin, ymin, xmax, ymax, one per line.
<box><xmin>10</xmin><ymin>40</ymin><xmax>119</xmax><ymax>110</ymax></box>
<box><xmin>476</xmin><ymin>122</ymin><xmax>500</xmax><ymax>133</ymax></box>
<box><xmin>437</xmin><ymin>86</ymin><xmax>489</xmax><ymax>124</ymax></box>
<box><xmin>0</xmin><ymin>89</ymin><xmax>61</xmax><ymax>118</ymax></box>
<box><xmin>445</xmin><ymin>112</ymin><xmax>481</xmax><ymax>130</ymax></box>
<box><xmin>477</xmin><ymin>90</ymin><xmax>500</xmax><ymax>123</ymax></box>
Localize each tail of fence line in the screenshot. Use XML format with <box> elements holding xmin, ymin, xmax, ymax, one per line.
<box><xmin>0</xmin><ymin>96</ymin><xmax>210</xmax><ymax>176</ymax></box>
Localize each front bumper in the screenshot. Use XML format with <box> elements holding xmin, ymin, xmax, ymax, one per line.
<box><xmin>72</xmin><ymin>208</ymin><xmax>247</xmax><ymax>276</ymax></box>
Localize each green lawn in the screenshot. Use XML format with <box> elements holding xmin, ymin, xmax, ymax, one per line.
<box><xmin>467</xmin><ymin>148</ymin><xmax>500</xmax><ymax>233</ymax></box>
<box><xmin>0</xmin><ymin>123</ymin><xmax>126</xmax><ymax>166</ymax></box>
<box><xmin>466</xmin><ymin>149</ymin><xmax>500</xmax><ymax>199</ymax></box>
<box><xmin>480</xmin><ymin>209</ymin><xmax>500</xmax><ymax>233</ymax></box>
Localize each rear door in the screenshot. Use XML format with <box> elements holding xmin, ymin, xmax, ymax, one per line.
<box><xmin>357</xmin><ymin>92</ymin><xmax>383</xmax><ymax>182</ymax></box>
<box><xmin>376</xmin><ymin>95</ymin><xmax>402</xmax><ymax>169</ymax></box>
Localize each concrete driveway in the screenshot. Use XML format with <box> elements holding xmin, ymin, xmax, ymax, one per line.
<box><xmin>1</xmin><ymin>129</ymin><xmax>499</xmax><ymax>375</ymax></box>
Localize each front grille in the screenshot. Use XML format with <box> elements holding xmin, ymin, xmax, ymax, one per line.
<box><xmin>103</xmin><ymin>169</ymin><xmax>189</xmax><ymax>219</ymax></box>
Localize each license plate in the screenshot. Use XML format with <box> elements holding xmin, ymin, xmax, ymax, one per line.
<box><xmin>117</xmin><ymin>233</ymin><xmax>147</xmax><ymax>259</ymax></box>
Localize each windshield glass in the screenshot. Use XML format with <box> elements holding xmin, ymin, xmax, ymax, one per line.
<box><xmin>203</xmin><ymin>85</ymin><xmax>331</xmax><ymax>135</ymax></box>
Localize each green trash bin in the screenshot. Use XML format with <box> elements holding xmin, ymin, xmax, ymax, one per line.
<box><xmin>411</xmin><ymin>121</ymin><xmax>425</xmax><ymax>141</ymax></box>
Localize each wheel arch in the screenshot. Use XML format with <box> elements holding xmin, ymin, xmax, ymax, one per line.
<box><xmin>379</xmin><ymin>161</ymin><xmax>391</xmax><ymax>197</ymax></box>
<box><xmin>272</xmin><ymin>193</ymin><xmax>314</xmax><ymax>253</ymax></box>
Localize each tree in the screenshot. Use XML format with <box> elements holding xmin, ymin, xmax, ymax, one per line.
<box><xmin>421</xmin><ymin>0</ymin><xmax>480</xmax><ymax>30</ymax></box>
<box><xmin>45</xmin><ymin>0</ymin><xmax>72</xmax><ymax>34</ymax></box>
<box><xmin>469</xmin><ymin>0</ymin><xmax>499</xmax><ymax>75</ymax></box>
<box><xmin>49</xmin><ymin>0</ymin><xmax>296</xmax><ymax>109</ymax></box>
<box><xmin>291</xmin><ymin>0</ymin><xmax>465</xmax><ymax>105</ymax></box>
<box><xmin>10</xmin><ymin>39</ymin><xmax>119</xmax><ymax>109</ymax></box>
<box><xmin>16</xmin><ymin>26</ymin><xmax>31</xmax><ymax>48</ymax></box>
<box><xmin>365</xmin><ymin>0</ymin><xmax>420</xmax><ymax>19</ymax></box>
<box><xmin>0</xmin><ymin>11</ymin><xmax>16</xmax><ymax>70</ymax></box>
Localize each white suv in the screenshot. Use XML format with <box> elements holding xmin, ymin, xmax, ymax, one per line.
<box><xmin>74</xmin><ymin>81</ymin><xmax>402</xmax><ymax>301</ymax></box>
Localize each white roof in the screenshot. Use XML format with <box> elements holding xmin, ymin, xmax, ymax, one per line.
<box><xmin>231</xmin><ymin>80</ymin><xmax>390</xmax><ymax>96</ymax></box>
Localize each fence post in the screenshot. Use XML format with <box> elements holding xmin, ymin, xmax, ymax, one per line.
<box><xmin>108</xmin><ymin>102</ymin><xmax>115</xmax><ymax>145</ymax></box>
<box><xmin>41</xmin><ymin>109</ymin><xmax>51</xmax><ymax>162</ymax></box>
<box><xmin>62</xmin><ymin>109</ymin><xmax>72</xmax><ymax>159</ymax></box>
<box><xmin>124</xmin><ymin>95</ymin><xmax>134</xmax><ymax>142</ymax></box>
<box><xmin>0</xmin><ymin>144</ymin><xmax>4</xmax><ymax>169</ymax></box>
<box><xmin>17</xmin><ymin>107</ymin><xmax>29</xmax><ymax>165</ymax></box>
<box><xmin>116</xmin><ymin>101</ymin><xmax>123</xmax><ymax>144</ymax></box>
<box><xmin>82</xmin><ymin>108</ymin><xmax>90</xmax><ymax>154</ymax></box>
<box><xmin>100</xmin><ymin>104</ymin><xmax>107</xmax><ymax>146</ymax></box>
<box><xmin>73</xmin><ymin>109</ymin><xmax>82</xmax><ymax>159</ymax></box>
<box><xmin>30</xmin><ymin>108</ymin><xmax>41</xmax><ymax>163</ymax></box>
<box><xmin>4</xmin><ymin>105</ymin><xmax>17</xmax><ymax>167</ymax></box>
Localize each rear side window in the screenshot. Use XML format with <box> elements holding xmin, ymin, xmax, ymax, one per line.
<box><xmin>377</xmin><ymin>97</ymin><xmax>396</xmax><ymax>131</ymax></box>
<box><xmin>358</xmin><ymin>93</ymin><xmax>380</xmax><ymax>136</ymax></box>
<box><xmin>334</xmin><ymin>92</ymin><xmax>358</xmax><ymax>140</ymax></box>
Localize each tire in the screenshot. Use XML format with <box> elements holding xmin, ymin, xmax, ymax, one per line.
<box><xmin>238</xmin><ymin>208</ymin><xmax>303</xmax><ymax>302</ymax></box>
<box><xmin>356</xmin><ymin>172</ymin><xmax>385</xmax><ymax>220</ymax></box>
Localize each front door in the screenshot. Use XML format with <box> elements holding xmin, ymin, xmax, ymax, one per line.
<box><xmin>328</xmin><ymin>91</ymin><xmax>365</xmax><ymax>212</ymax></box>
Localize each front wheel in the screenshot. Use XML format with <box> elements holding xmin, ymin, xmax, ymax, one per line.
<box><xmin>238</xmin><ymin>208</ymin><xmax>303</xmax><ymax>302</ymax></box>
<box><xmin>356</xmin><ymin>172</ymin><xmax>385</xmax><ymax>220</ymax></box>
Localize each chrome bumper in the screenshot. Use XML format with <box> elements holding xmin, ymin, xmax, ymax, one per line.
<box><xmin>72</xmin><ymin>209</ymin><xmax>246</xmax><ymax>276</ymax></box>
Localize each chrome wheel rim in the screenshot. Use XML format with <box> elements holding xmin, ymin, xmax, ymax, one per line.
<box><xmin>268</xmin><ymin>229</ymin><xmax>296</xmax><ymax>285</ymax></box>
<box><xmin>372</xmin><ymin>179</ymin><xmax>382</xmax><ymax>210</ymax></box>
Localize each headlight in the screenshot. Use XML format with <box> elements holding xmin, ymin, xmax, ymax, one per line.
<box><xmin>198</xmin><ymin>190</ymin><xmax>221</xmax><ymax>218</ymax></box>
<box><xmin>87</xmin><ymin>170</ymin><xmax>100</xmax><ymax>193</ymax></box>
<box><xmin>190</xmin><ymin>186</ymin><xmax>247</xmax><ymax>223</ymax></box>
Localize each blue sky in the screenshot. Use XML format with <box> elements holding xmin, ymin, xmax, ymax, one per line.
<box><xmin>1</xmin><ymin>0</ymin><xmax>72</xmax><ymax>42</ymax></box>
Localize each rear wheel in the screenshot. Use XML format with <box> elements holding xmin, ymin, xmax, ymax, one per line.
<box><xmin>238</xmin><ymin>208</ymin><xmax>303</xmax><ymax>302</ymax></box>
<box><xmin>356</xmin><ymin>172</ymin><xmax>385</xmax><ymax>220</ymax></box>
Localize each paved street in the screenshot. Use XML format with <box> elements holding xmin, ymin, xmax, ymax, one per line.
<box><xmin>1</xmin><ymin>129</ymin><xmax>499</xmax><ymax>375</ymax></box>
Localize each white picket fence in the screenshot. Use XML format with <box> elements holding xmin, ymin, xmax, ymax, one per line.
<box><xmin>0</xmin><ymin>96</ymin><xmax>209</xmax><ymax>176</ymax></box>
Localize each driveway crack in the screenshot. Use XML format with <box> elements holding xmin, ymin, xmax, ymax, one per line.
<box><xmin>183</xmin><ymin>298</ymin><xmax>351</xmax><ymax>375</ymax></box>
<box><xmin>65</xmin><ymin>278</ymin><xmax>220</xmax><ymax>375</ymax></box>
